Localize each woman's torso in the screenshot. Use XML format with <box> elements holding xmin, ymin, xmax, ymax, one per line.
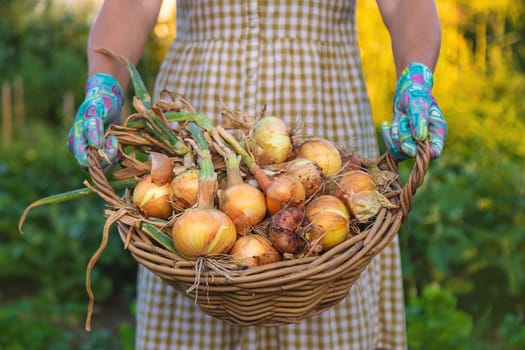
<box><xmin>154</xmin><ymin>0</ymin><xmax>378</xmax><ymax>157</ymax></box>
<box><xmin>139</xmin><ymin>3</ymin><xmax>408</xmax><ymax>349</ymax></box>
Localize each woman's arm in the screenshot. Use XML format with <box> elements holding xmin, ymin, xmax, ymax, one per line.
<box><xmin>87</xmin><ymin>0</ymin><xmax>164</xmax><ymax>88</ymax></box>
<box><xmin>376</xmin><ymin>0</ymin><xmax>441</xmax><ymax>74</ymax></box>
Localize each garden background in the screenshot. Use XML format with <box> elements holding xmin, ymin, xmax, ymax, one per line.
<box><xmin>1</xmin><ymin>0</ymin><xmax>524</xmax><ymax>349</ymax></box>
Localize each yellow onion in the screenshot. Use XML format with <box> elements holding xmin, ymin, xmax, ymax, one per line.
<box><xmin>132</xmin><ymin>175</ymin><xmax>173</xmax><ymax>219</ymax></box>
<box><xmin>295</xmin><ymin>138</ymin><xmax>342</xmax><ymax>177</ymax></box>
<box><xmin>265</xmin><ymin>175</ymin><xmax>306</xmax><ymax>215</ymax></box>
<box><xmin>285</xmin><ymin>158</ymin><xmax>324</xmax><ymax>197</ymax></box>
<box><xmin>172</xmin><ymin>207</ymin><xmax>237</xmax><ymax>258</ymax></box>
<box><xmin>249</xmin><ymin>116</ymin><xmax>292</xmax><ymax>165</ymax></box>
<box><xmin>211</xmin><ymin>132</ymin><xmax>268</xmax><ymax>235</ymax></box>
<box><xmin>305</xmin><ymin>195</ymin><xmax>350</xmax><ymax>251</ymax></box>
<box><xmin>331</xmin><ymin>170</ymin><xmax>396</xmax><ymax>223</ymax></box>
<box><xmin>343</xmin><ymin>190</ymin><xmax>395</xmax><ymax>223</ymax></box>
<box><xmin>333</xmin><ymin>170</ymin><xmax>376</xmax><ymax>196</ymax></box>
<box><xmin>230</xmin><ymin>234</ymin><xmax>281</xmax><ymax>267</ymax></box>
<box><xmin>219</xmin><ymin>183</ymin><xmax>267</xmax><ymax>235</ymax></box>
<box><xmin>169</xmin><ymin>169</ymin><xmax>199</xmax><ymax>212</ymax></box>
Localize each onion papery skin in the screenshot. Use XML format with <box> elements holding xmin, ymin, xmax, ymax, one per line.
<box><xmin>132</xmin><ymin>175</ymin><xmax>173</xmax><ymax>219</ymax></box>
<box><xmin>249</xmin><ymin>116</ymin><xmax>292</xmax><ymax>165</ymax></box>
<box><xmin>331</xmin><ymin>170</ymin><xmax>376</xmax><ymax>222</ymax></box>
<box><xmin>172</xmin><ymin>207</ymin><xmax>237</xmax><ymax>259</ymax></box>
<box><xmin>343</xmin><ymin>190</ymin><xmax>381</xmax><ymax>223</ymax></box>
<box><xmin>332</xmin><ymin>170</ymin><xmax>376</xmax><ymax>196</ymax></box>
<box><xmin>268</xmin><ymin>207</ymin><xmax>308</xmax><ymax>254</ymax></box>
<box><xmin>330</xmin><ymin>170</ymin><xmax>396</xmax><ymax>223</ymax></box>
<box><xmin>218</xmin><ymin>184</ymin><xmax>267</xmax><ymax>235</ymax></box>
<box><xmin>169</xmin><ymin>169</ymin><xmax>200</xmax><ymax>212</ymax></box>
<box><xmin>265</xmin><ymin>175</ymin><xmax>306</xmax><ymax>215</ymax></box>
<box><xmin>305</xmin><ymin>195</ymin><xmax>350</xmax><ymax>251</ymax></box>
<box><xmin>230</xmin><ymin>234</ymin><xmax>282</xmax><ymax>267</ymax></box>
<box><xmin>295</xmin><ymin>138</ymin><xmax>342</xmax><ymax>177</ymax></box>
<box><xmin>285</xmin><ymin>158</ymin><xmax>324</xmax><ymax>197</ymax></box>
<box><xmin>149</xmin><ymin>151</ymin><xmax>174</xmax><ymax>185</ymax></box>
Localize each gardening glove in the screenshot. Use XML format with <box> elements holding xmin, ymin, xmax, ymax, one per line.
<box><xmin>67</xmin><ymin>73</ymin><xmax>124</xmax><ymax>170</ymax></box>
<box><xmin>381</xmin><ymin>62</ymin><xmax>447</xmax><ymax>160</ymax></box>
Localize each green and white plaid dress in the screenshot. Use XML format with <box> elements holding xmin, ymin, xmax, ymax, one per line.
<box><xmin>136</xmin><ymin>1</ymin><xmax>407</xmax><ymax>349</ymax></box>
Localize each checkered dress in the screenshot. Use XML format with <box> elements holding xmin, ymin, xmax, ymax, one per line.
<box><xmin>136</xmin><ymin>1</ymin><xmax>407</xmax><ymax>349</ymax></box>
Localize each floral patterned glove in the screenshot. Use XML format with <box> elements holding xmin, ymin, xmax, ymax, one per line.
<box><xmin>67</xmin><ymin>73</ymin><xmax>124</xmax><ymax>170</ymax></box>
<box><xmin>381</xmin><ymin>62</ymin><xmax>447</xmax><ymax>160</ymax></box>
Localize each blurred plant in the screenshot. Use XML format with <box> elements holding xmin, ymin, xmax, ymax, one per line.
<box><xmin>406</xmin><ymin>284</ymin><xmax>474</xmax><ymax>350</ymax></box>
<box><xmin>496</xmin><ymin>314</ymin><xmax>525</xmax><ymax>350</ymax></box>
<box><xmin>396</xmin><ymin>142</ymin><xmax>525</xmax><ymax>347</ymax></box>
<box><xmin>0</xmin><ymin>121</ymin><xmax>136</xmax><ymax>347</ymax></box>
<box><xmin>0</xmin><ymin>295</ymin><xmax>126</xmax><ymax>350</ymax></box>
<box><xmin>406</xmin><ymin>284</ymin><xmax>525</xmax><ymax>350</ymax></box>
<box><xmin>1</xmin><ymin>122</ymin><xmax>137</xmax><ymax>302</ymax></box>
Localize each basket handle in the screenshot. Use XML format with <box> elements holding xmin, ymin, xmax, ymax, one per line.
<box><xmin>379</xmin><ymin>141</ymin><xmax>431</xmax><ymax>222</ymax></box>
<box><xmin>86</xmin><ymin>148</ymin><xmax>128</xmax><ymax>208</ymax></box>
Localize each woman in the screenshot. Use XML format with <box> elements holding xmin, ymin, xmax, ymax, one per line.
<box><xmin>67</xmin><ymin>1</ymin><xmax>446</xmax><ymax>349</ymax></box>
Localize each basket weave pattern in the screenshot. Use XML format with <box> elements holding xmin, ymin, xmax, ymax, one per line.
<box><xmin>86</xmin><ymin>140</ymin><xmax>430</xmax><ymax>327</ymax></box>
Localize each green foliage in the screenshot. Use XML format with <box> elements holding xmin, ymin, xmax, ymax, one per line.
<box><xmin>0</xmin><ymin>295</ymin><xmax>124</xmax><ymax>350</ymax></box>
<box><xmin>399</xmin><ymin>146</ymin><xmax>525</xmax><ymax>311</ymax></box>
<box><xmin>406</xmin><ymin>285</ymin><xmax>474</xmax><ymax>350</ymax></box>
<box><xmin>406</xmin><ymin>285</ymin><xmax>525</xmax><ymax>350</ymax></box>
<box><xmin>397</xmin><ymin>141</ymin><xmax>525</xmax><ymax>349</ymax></box>
<box><xmin>0</xmin><ymin>123</ymin><xmax>137</xmax><ymax>301</ymax></box>
<box><xmin>0</xmin><ymin>122</ymin><xmax>136</xmax><ymax>348</ymax></box>
<box><xmin>496</xmin><ymin>314</ymin><xmax>525</xmax><ymax>350</ymax></box>
<box><xmin>0</xmin><ymin>0</ymin><xmax>162</xmax><ymax>126</ymax></box>
<box><xmin>0</xmin><ymin>0</ymin><xmax>89</xmax><ymax>124</ymax></box>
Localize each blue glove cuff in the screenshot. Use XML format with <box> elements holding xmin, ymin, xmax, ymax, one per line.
<box><xmin>85</xmin><ymin>72</ymin><xmax>125</xmax><ymax>107</ymax></box>
<box><xmin>398</xmin><ymin>62</ymin><xmax>434</xmax><ymax>91</ymax></box>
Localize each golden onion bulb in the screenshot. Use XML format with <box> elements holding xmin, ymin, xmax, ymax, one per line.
<box><xmin>305</xmin><ymin>195</ymin><xmax>350</xmax><ymax>251</ymax></box>
<box><xmin>172</xmin><ymin>207</ymin><xmax>237</xmax><ymax>259</ymax></box>
<box><xmin>132</xmin><ymin>175</ymin><xmax>172</xmax><ymax>219</ymax></box>
<box><xmin>265</xmin><ymin>175</ymin><xmax>306</xmax><ymax>215</ymax></box>
<box><xmin>285</xmin><ymin>158</ymin><xmax>324</xmax><ymax>197</ymax></box>
<box><xmin>230</xmin><ymin>234</ymin><xmax>281</xmax><ymax>267</ymax></box>
<box><xmin>218</xmin><ymin>183</ymin><xmax>267</xmax><ymax>235</ymax></box>
<box><xmin>169</xmin><ymin>169</ymin><xmax>199</xmax><ymax>212</ymax></box>
<box><xmin>295</xmin><ymin>138</ymin><xmax>342</xmax><ymax>177</ymax></box>
<box><xmin>249</xmin><ymin>116</ymin><xmax>292</xmax><ymax>165</ymax></box>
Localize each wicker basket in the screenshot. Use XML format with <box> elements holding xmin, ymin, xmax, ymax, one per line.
<box><xmin>86</xmin><ymin>141</ymin><xmax>430</xmax><ymax>327</ymax></box>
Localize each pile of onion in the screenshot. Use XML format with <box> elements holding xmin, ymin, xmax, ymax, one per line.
<box><xmin>127</xmin><ymin>116</ymin><xmax>398</xmax><ymax>265</ymax></box>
